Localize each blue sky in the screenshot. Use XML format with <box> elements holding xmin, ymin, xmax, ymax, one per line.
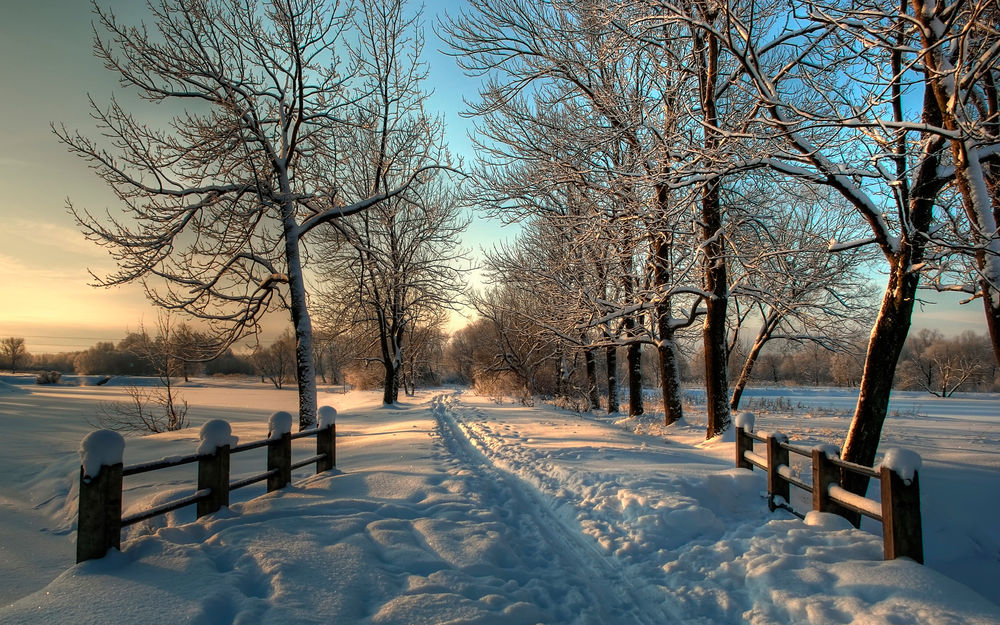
<box><xmin>0</xmin><ymin>0</ymin><xmax>987</xmax><ymax>353</ymax></box>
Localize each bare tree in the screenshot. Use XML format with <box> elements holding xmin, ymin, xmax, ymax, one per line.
<box><xmin>727</xmin><ymin>186</ymin><xmax>876</xmax><ymax>410</ymax></box>
<box><xmin>56</xmin><ymin>0</ymin><xmax>447</xmax><ymax>429</ymax></box>
<box><xmin>622</xmin><ymin>0</ymin><xmax>1000</xmax><ymax>485</ymax></box>
<box><xmin>1</xmin><ymin>337</ymin><xmax>27</xmax><ymax>374</ymax></box>
<box><xmin>316</xmin><ymin>0</ymin><xmax>466</xmax><ymax>405</ymax></box>
<box><xmin>912</xmin><ymin>0</ymin><xmax>1000</xmax><ymax>363</ymax></box>
<box><xmin>252</xmin><ymin>331</ymin><xmax>297</xmax><ymax>390</ymax></box>
<box><xmin>93</xmin><ymin>315</ymin><xmax>189</xmax><ymax>434</ymax></box>
<box><xmin>899</xmin><ymin>330</ymin><xmax>989</xmax><ymax>397</ymax></box>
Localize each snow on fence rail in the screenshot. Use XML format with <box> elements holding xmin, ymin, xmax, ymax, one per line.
<box><xmin>76</xmin><ymin>409</ymin><xmax>337</xmax><ymax>563</ymax></box>
<box><xmin>734</xmin><ymin>415</ymin><xmax>923</xmax><ymax>564</ymax></box>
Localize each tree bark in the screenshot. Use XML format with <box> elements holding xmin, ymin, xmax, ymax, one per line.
<box><xmin>282</xmin><ymin>196</ymin><xmax>318</xmax><ymax>430</ymax></box>
<box><xmin>624</xmin><ymin>313</ymin><xmax>644</xmax><ymax>416</ymax></box>
<box><xmin>382</xmin><ymin>359</ymin><xmax>398</xmax><ymax>405</ymax></box>
<box><xmin>584</xmin><ymin>344</ymin><xmax>600</xmax><ymax>411</ymax></box>
<box><xmin>606</xmin><ymin>344</ymin><xmax>619</xmax><ymax>413</ymax></box>
<box><xmin>840</xmin><ymin>257</ymin><xmax>919</xmax><ymax>511</ymax></box>
<box><xmin>651</xmin><ymin>232</ymin><xmax>684</xmax><ymax>425</ymax></box>
<box><xmin>657</xmin><ymin>327</ymin><xmax>684</xmax><ymax>425</ymax></box>
<box><xmin>694</xmin><ymin>8</ymin><xmax>730</xmax><ymax>439</ymax></box>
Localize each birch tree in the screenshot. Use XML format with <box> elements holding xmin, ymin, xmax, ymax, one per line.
<box><xmin>56</xmin><ymin>0</ymin><xmax>446</xmax><ymax>428</ymax></box>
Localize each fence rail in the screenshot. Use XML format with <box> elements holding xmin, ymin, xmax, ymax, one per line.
<box><xmin>77</xmin><ymin>415</ymin><xmax>336</xmax><ymax>563</ymax></box>
<box><xmin>735</xmin><ymin>424</ymin><xmax>923</xmax><ymax>563</ymax></box>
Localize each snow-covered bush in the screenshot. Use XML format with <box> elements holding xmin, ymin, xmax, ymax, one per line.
<box><xmin>35</xmin><ymin>370</ymin><xmax>62</xmax><ymax>385</ymax></box>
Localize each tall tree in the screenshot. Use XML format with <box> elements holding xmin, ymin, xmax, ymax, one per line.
<box><xmin>57</xmin><ymin>0</ymin><xmax>446</xmax><ymax>428</ymax></box>
<box><xmin>316</xmin><ymin>0</ymin><xmax>465</xmax><ymax>404</ymax></box>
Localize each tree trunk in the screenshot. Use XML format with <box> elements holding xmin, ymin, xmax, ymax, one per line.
<box><xmin>281</xmin><ymin>196</ymin><xmax>318</xmax><ymax>430</ymax></box>
<box><xmin>627</xmin><ymin>339</ymin><xmax>643</xmax><ymax>416</ymax></box>
<box><xmin>651</xmin><ymin>229</ymin><xmax>684</xmax><ymax>425</ymax></box>
<box><xmin>606</xmin><ymin>345</ymin><xmax>619</xmax><ymax>413</ymax></box>
<box><xmin>840</xmin><ymin>257</ymin><xmax>920</xmax><ymax>509</ymax></box>
<box><xmin>730</xmin><ymin>336</ymin><xmax>765</xmax><ymax>412</ymax></box>
<box><xmin>694</xmin><ymin>11</ymin><xmax>730</xmax><ymax>439</ymax></box>
<box><xmin>657</xmin><ymin>328</ymin><xmax>684</xmax><ymax>426</ymax></box>
<box><xmin>584</xmin><ymin>344</ymin><xmax>600</xmax><ymax>411</ymax></box>
<box><xmin>382</xmin><ymin>360</ymin><xmax>397</xmax><ymax>405</ymax></box>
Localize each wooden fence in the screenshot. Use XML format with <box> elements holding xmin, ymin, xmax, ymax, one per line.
<box><xmin>735</xmin><ymin>425</ymin><xmax>923</xmax><ymax>563</ymax></box>
<box><xmin>77</xmin><ymin>421</ymin><xmax>336</xmax><ymax>563</ymax></box>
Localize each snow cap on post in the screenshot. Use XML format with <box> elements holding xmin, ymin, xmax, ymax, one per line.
<box><xmin>813</xmin><ymin>443</ymin><xmax>840</xmax><ymax>460</ymax></box>
<box><xmin>197</xmin><ymin>419</ymin><xmax>238</xmax><ymax>454</ymax></box>
<box><xmin>318</xmin><ymin>405</ymin><xmax>337</xmax><ymax>428</ymax></box>
<box><xmin>268</xmin><ymin>411</ymin><xmax>293</xmax><ymax>440</ymax></box>
<box><xmin>734</xmin><ymin>411</ymin><xmax>755</xmax><ymax>432</ymax></box>
<box><xmin>79</xmin><ymin>429</ymin><xmax>126</xmax><ymax>478</ymax></box>
<box><xmin>880</xmin><ymin>448</ymin><xmax>922</xmax><ymax>484</ymax></box>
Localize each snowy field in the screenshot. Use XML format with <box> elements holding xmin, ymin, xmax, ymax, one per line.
<box><xmin>0</xmin><ymin>377</ymin><xmax>998</xmax><ymax>624</ymax></box>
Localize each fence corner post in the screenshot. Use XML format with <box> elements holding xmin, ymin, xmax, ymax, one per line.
<box><xmin>880</xmin><ymin>465</ymin><xmax>923</xmax><ymax>563</ymax></box>
<box><xmin>735</xmin><ymin>427</ymin><xmax>752</xmax><ymax>470</ymax></box>
<box><xmin>766</xmin><ymin>433</ymin><xmax>790</xmax><ymax>511</ymax></box>
<box><xmin>267</xmin><ymin>432</ymin><xmax>292</xmax><ymax>492</ymax></box>
<box><xmin>197</xmin><ymin>444</ymin><xmax>230</xmax><ymax>517</ymax></box>
<box><xmin>76</xmin><ymin>462</ymin><xmax>123</xmax><ymax>563</ymax></box>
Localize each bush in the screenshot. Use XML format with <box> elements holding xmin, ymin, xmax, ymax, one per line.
<box><xmin>473</xmin><ymin>371</ymin><xmax>532</xmax><ymax>405</ymax></box>
<box><xmin>35</xmin><ymin>370</ymin><xmax>62</xmax><ymax>385</ymax></box>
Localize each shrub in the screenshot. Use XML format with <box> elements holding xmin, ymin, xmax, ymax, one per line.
<box><xmin>35</xmin><ymin>370</ymin><xmax>62</xmax><ymax>385</ymax></box>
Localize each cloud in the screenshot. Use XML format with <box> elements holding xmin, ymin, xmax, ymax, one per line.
<box><xmin>0</xmin><ymin>252</ymin><xmax>150</xmax><ymax>327</ymax></box>
<box><xmin>4</xmin><ymin>218</ymin><xmax>109</xmax><ymax>260</ymax></box>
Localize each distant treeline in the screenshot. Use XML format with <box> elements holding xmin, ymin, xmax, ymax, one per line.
<box><xmin>4</xmin><ymin>326</ymin><xmax>997</xmax><ymax>398</ymax></box>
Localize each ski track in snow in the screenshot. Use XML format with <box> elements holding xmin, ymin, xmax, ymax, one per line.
<box><xmin>430</xmin><ymin>393</ymin><xmax>665</xmax><ymax>625</ymax></box>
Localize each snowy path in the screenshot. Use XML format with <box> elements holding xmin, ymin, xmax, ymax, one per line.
<box><xmin>430</xmin><ymin>393</ymin><xmax>665</xmax><ymax>624</ymax></box>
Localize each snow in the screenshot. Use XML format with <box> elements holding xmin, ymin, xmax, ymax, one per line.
<box><xmin>829</xmin><ymin>485</ymin><xmax>883</xmax><ymax>519</ymax></box>
<box><xmin>881</xmin><ymin>448</ymin><xmax>922</xmax><ymax>483</ymax></box>
<box><xmin>815</xmin><ymin>443</ymin><xmax>841</xmax><ymax>459</ymax></box>
<box><xmin>734</xmin><ymin>410</ymin><xmax>756</xmax><ymax>431</ymax></box>
<box><xmin>1</xmin><ymin>380</ymin><xmax>999</xmax><ymax>624</ymax></box>
<box><xmin>0</xmin><ymin>379</ymin><xmax>27</xmax><ymax>394</ymax></box>
<box><xmin>318</xmin><ymin>405</ymin><xmax>337</xmax><ymax>427</ymax></box>
<box><xmin>78</xmin><ymin>430</ymin><xmax>125</xmax><ymax>478</ymax></box>
<box><xmin>267</xmin><ymin>411</ymin><xmax>292</xmax><ymax>439</ymax></box>
<box><xmin>196</xmin><ymin>419</ymin><xmax>238</xmax><ymax>454</ymax></box>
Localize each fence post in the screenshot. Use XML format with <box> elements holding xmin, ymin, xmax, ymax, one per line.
<box><xmin>267</xmin><ymin>432</ymin><xmax>292</xmax><ymax>492</ymax></box>
<box><xmin>812</xmin><ymin>447</ymin><xmax>839</xmax><ymax>514</ymax></box>
<box><xmin>316</xmin><ymin>423</ymin><xmax>335</xmax><ymax>472</ymax></box>
<box><xmin>197</xmin><ymin>444</ymin><xmax>230</xmax><ymax>517</ymax></box>
<box><xmin>880</xmin><ymin>466</ymin><xmax>923</xmax><ymax>563</ymax></box>
<box><xmin>766</xmin><ymin>433</ymin><xmax>789</xmax><ymax>511</ymax></box>
<box><xmin>735</xmin><ymin>427</ymin><xmax>753</xmax><ymax>470</ymax></box>
<box><xmin>317</xmin><ymin>405</ymin><xmax>337</xmax><ymax>473</ymax></box>
<box><xmin>76</xmin><ymin>462</ymin><xmax>123</xmax><ymax>563</ymax></box>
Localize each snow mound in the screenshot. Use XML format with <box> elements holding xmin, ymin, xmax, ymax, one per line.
<box><xmin>79</xmin><ymin>429</ymin><xmax>126</xmax><ymax>478</ymax></box>
<box><xmin>881</xmin><ymin>447</ymin><xmax>922</xmax><ymax>483</ymax></box>
<box><xmin>734</xmin><ymin>410</ymin><xmax>756</xmax><ymax>431</ymax></box>
<box><xmin>318</xmin><ymin>405</ymin><xmax>337</xmax><ymax>427</ymax></box>
<box><xmin>267</xmin><ymin>411</ymin><xmax>293</xmax><ymax>439</ymax></box>
<box><xmin>197</xmin><ymin>420</ymin><xmax>238</xmax><ymax>454</ymax></box>
<box><xmin>804</xmin><ymin>510</ymin><xmax>857</xmax><ymax>531</ymax></box>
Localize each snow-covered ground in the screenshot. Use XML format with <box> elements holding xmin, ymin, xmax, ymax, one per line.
<box><xmin>0</xmin><ymin>377</ymin><xmax>998</xmax><ymax>624</ymax></box>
